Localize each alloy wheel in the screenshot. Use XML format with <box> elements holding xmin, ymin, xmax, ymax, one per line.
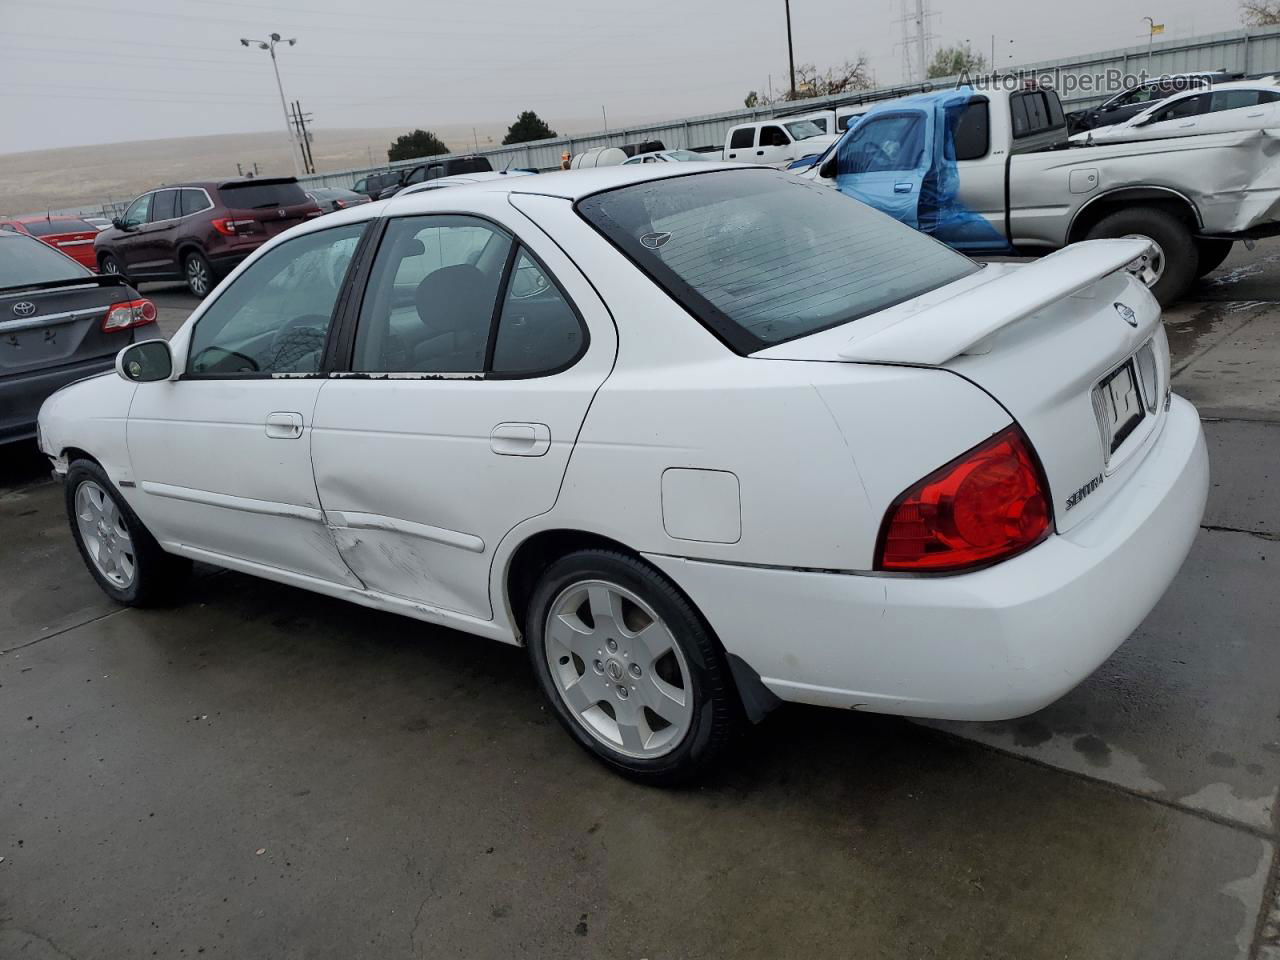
<box><xmin>75</xmin><ymin>480</ymin><xmax>135</xmax><ymax>588</ymax></box>
<box><xmin>1122</xmin><ymin>233</ymin><xmax>1165</xmax><ymax>288</ymax></box>
<box><xmin>186</xmin><ymin>256</ymin><xmax>210</xmax><ymax>296</ymax></box>
<box><xmin>543</xmin><ymin>579</ymin><xmax>694</xmax><ymax>759</ymax></box>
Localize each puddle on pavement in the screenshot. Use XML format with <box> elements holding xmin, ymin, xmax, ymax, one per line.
<box><xmin>1163</xmin><ymin>300</ymin><xmax>1269</xmax><ymax>372</ymax></box>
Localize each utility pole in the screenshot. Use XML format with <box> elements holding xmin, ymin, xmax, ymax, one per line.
<box><xmin>240</xmin><ymin>33</ymin><xmax>302</xmax><ymax>177</ymax></box>
<box><xmin>914</xmin><ymin>0</ymin><xmax>927</xmax><ymax>83</ymax></box>
<box><xmin>784</xmin><ymin>0</ymin><xmax>796</xmax><ymax>99</ymax></box>
<box><xmin>290</xmin><ymin>100</ymin><xmax>316</xmax><ymax>174</ymax></box>
<box><xmin>601</xmin><ymin>105</ymin><xmax>608</xmax><ymax>133</ymax></box>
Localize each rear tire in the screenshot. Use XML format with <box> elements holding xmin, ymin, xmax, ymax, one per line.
<box><xmin>65</xmin><ymin>459</ymin><xmax>190</xmax><ymax>607</ymax></box>
<box><xmin>1085</xmin><ymin>207</ymin><xmax>1198</xmax><ymax>307</ymax></box>
<box><xmin>525</xmin><ymin>550</ymin><xmax>739</xmax><ymax>784</ymax></box>
<box><xmin>1195</xmin><ymin>239</ymin><xmax>1234</xmax><ymax>278</ymax></box>
<box><xmin>184</xmin><ymin>251</ymin><xmax>213</xmax><ymax>298</ymax></box>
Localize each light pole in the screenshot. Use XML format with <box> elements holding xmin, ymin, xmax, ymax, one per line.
<box><xmin>784</xmin><ymin>0</ymin><xmax>796</xmax><ymax>99</ymax></box>
<box><xmin>240</xmin><ymin>34</ymin><xmax>302</xmax><ymax>177</ymax></box>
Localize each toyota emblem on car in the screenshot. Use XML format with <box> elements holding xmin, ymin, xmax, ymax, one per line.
<box><xmin>1114</xmin><ymin>301</ymin><xmax>1138</xmax><ymax>327</ymax></box>
<box><xmin>12</xmin><ymin>301</ymin><xmax>37</xmax><ymax>317</ymax></box>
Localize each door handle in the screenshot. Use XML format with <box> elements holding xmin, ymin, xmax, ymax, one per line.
<box><xmin>756</xmin><ymin>150</ymin><xmax>765</xmax><ymax>156</ymax></box>
<box><xmin>894</xmin><ymin>181</ymin><xmax>914</xmax><ymax>193</ymax></box>
<box><xmin>728</xmin><ymin>153</ymin><xmax>736</xmax><ymax>158</ymax></box>
<box><xmin>491</xmin><ymin>422</ymin><xmax>550</xmax><ymax>457</ymax></box>
<box><xmin>265</xmin><ymin>411</ymin><xmax>304</xmax><ymax>439</ymax></box>
<box><xmin>1248</xmin><ymin>111</ymin><xmax>1265</xmax><ymax>118</ymax></box>
<box><xmin>1178</xmin><ymin>121</ymin><xmax>1196</xmax><ymax>128</ymax></box>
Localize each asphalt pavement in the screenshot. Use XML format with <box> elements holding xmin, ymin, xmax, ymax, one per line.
<box><xmin>2</xmin><ymin>247</ymin><xmax>1279</xmax><ymax>960</ymax></box>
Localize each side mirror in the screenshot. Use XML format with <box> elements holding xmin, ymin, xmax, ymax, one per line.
<box><xmin>116</xmin><ymin>339</ymin><xmax>173</xmax><ymax>383</ymax></box>
<box><xmin>111</xmin><ymin>218</ymin><xmax>124</xmax><ymax>230</ymax></box>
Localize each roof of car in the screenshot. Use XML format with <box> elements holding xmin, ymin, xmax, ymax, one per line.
<box><xmin>3</xmin><ymin>214</ymin><xmax>92</xmax><ymax>224</ymax></box>
<box><xmin>386</xmin><ymin>161</ymin><xmax>755</xmax><ymax>205</ymax></box>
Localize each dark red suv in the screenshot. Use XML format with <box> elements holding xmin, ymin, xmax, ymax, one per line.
<box><xmin>94</xmin><ymin>178</ymin><xmax>322</xmax><ymax>297</ymax></box>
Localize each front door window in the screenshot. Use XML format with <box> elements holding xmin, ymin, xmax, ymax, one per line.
<box><xmin>187</xmin><ymin>223</ymin><xmax>365</xmax><ymax>376</ymax></box>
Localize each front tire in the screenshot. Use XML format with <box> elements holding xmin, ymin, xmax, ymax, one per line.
<box><xmin>99</xmin><ymin>253</ymin><xmax>124</xmax><ymax>279</ymax></box>
<box><xmin>1085</xmin><ymin>207</ymin><xmax>1199</xmax><ymax>307</ymax></box>
<box><xmin>525</xmin><ymin>550</ymin><xmax>739</xmax><ymax>784</ymax></box>
<box><xmin>1195</xmin><ymin>239</ymin><xmax>1234</xmax><ymax>278</ymax></box>
<box><xmin>65</xmin><ymin>460</ymin><xmax>190</xmax><ymax>606</ymax></box>
<box><xmin>184</xmin><ymin>251</ymin><xmax>213</xmax><ymax>298</ymax></box>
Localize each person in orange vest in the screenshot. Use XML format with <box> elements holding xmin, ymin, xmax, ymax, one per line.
<box><xmin>560</xmin><ymin>151</ymin><xmax>571</xmax><ymax>170</ymax></box>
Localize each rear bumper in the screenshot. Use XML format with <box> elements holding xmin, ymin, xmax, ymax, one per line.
<box><xmin>0</xmin><ymin>360</ymin><xmax>115</xmax><ymax>444</ymax></box>
<box><xmin>646</xmin><ymin>395</ymin><xmax>1208</xmax><ymax>721</ymax></box>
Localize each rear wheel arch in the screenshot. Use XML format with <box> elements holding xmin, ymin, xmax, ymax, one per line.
<box><xmin>503</xmin><ymin>528</ymin><xmax>776</xmax><ymax>727</ymax></box>
<box><xmin>1067</xmin><ymin>187</ymin><xmax>1201</xmax><ymax>245</ymax></box>
<box><xmin>504</xmin><ymin>529</ymin><xmax>640</xmax><ymax>639</ymax></box>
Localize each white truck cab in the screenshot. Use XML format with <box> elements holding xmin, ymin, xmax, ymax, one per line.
<box><xmin>723</xmin><ymin>119</ymin><xmax>838</xmax><ymax>167</ymax></box>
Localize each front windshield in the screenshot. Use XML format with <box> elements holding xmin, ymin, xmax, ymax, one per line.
<box><xmin>577</xmin><ymin>169</ymin><xmax>977</xmax><ymax>353</ymax></box>
<box><xmin>784</xmin><ymin>120</ymin><xmax>824</xmax><ymax>141</ymax></box>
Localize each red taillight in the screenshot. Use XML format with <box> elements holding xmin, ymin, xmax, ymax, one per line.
<box><xmin>875</xmin><ymin>425</ymin><xmax>1052</xmax><ymax>573</ymax></box>
<box><xmin>211</xmin><ymin>217</ymin><xmax>258</xmax><ymax>236</ymax></box>
<box><xmin>102</xmin><ymin>298</ymin><xmax>157</xmax><ymax>333</ymax></box>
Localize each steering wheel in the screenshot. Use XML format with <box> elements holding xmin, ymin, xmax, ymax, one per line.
<box><xmin>266</xmin><ymin>314</ymin><xmax>330</xmax><ymax>372</ymax></box>
<box><xmin>189</xmin><ymin>345</ymin><xmax>259</xmax><ymax>374</ymax></box>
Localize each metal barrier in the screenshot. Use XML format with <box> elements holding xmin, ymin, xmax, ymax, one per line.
<box><xmin>39</xmin><ymin>24</ymin><xmax>1280</xmax><ymax>215</ymax></box>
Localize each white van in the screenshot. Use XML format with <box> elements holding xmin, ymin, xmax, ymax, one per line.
<box><xmin>722</xmin><ymin>119</ymin><xmax>839</xmax><ymax>166</ymax></box>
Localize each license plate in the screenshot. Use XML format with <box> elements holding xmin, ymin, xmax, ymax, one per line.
<box><xmin>1094</xmin><ymin>359</ymin><xmax>1145</xmax><ymax>455</ymax></box>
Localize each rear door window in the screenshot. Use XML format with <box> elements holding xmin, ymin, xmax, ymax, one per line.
<box><xmin>218</xmin><ymin>180</ymin><xmax>309</xmax><ymax>210</ymax></box>
<box><xmin>729</xmin><ymin>127</ymin><xmax>755</xmax><ymax>150</ymax></box>
<box><xmin>150</xmin><ymin>189</ymin><xmax>178</xmax><ymax>222</ymax></box>
<box><xmin>1209</xmin><ymin>90</ymin><xmax>1264</xmax><ymax>112</ymax></box>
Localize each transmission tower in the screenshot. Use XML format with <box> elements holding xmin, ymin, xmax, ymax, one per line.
<box><xmin>897</xmin><ymin>0</ymin><xmax>938</xmax><ymax>82</ymax></box>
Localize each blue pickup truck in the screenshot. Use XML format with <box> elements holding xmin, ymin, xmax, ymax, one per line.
<box><xmin>800</xmin><ymin>85</ymin><xmax>1276</xmax><ymax>304</ymax></box>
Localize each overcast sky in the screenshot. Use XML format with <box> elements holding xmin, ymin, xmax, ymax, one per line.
<box><xmin>0</xmin><ymin>0</ymin><xmax>1248</xmax><ymax>152</ymax></box>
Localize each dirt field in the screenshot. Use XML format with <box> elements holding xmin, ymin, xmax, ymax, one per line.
<box><xmin>0</xmin><ymin>124</ymin><xmax>507</xmax><ymax>216</ymax></box>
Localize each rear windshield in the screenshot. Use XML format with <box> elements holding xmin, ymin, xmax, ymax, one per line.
<box><xmin>446</xmin><ymin>156</ymin><xmax>493</xmax><ymax>175</ymax></box>
<box><xmin>0</xmin><ymin>234</ymin><xmax>90</xmax><ymax>289</ymax></box>
<box><xmin>576</xmin><ymin>169</ymin><xmax>977</xmax><ymax>353</ymax></box>
<box><xmin>24</xmin><ymin>219</ymin><xmax>96</xmax><ymax>236</ymax></box>
<box><xmin>219</xmin><ymin>180</ymin><xmax>309</xmax><ymax>209</ymax></box>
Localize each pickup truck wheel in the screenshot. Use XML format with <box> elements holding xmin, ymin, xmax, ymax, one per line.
<box><xmin>525</xmin><ymin>550</ymin><xmax>739</xmax><ymax>784</ymax></box>
<box><xmin>1195</xmin><ymin>239</ymin><xmax>1234</xmax><ymax>278</ymax></box>
<box><xmin>1086</xmin><ymin>208</ymin><xmax>1198</xmax><ymax>307</ymax></box>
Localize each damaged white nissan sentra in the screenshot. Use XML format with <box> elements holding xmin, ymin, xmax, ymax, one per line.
<box><xmin>38</xmin><ymin>165</ymin><xmax>1208</xmax><ymax>782</ymax></box>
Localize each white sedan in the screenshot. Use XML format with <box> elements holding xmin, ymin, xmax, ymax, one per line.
<box><xmin>1069</xmin><ymin>78</ymin><xmax>1280</xmax><ymax>144</ymax></box>
<box><xmin>38</xmin><ymin>164</ymin><xmax>1208</xmax><ymax>783</ymax></box>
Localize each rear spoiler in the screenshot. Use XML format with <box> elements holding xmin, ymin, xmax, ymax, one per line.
<box><xmin>1</xmin><ymin>274</ymin><xmax>133</xmax><ymax>297</ymax></box>
<box><xmin>837</xmin><ymin>239</ymin><xmax>1151</xmax><ymax>366</ymax></box>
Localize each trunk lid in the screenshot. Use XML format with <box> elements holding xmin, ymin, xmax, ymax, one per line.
<box><xmin>755</xmin><ymin>240</ymin><xmax>1171</xmax><ymax>533</ymax></box>
<box><xmin>218</xmin><ymin>178</ymin><xmax>321</xmax><ymax>238</ymax></box>
<box><xmin>0</xmin><ymin>278</ymin><xmax>138</xmax><ymax>378</ymax></box>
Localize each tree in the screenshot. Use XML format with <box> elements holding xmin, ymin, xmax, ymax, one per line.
<box><xmin>387</xmin><ymin>129</ymin><xmax>447</xmax><ymax>162</ymax></box>
<box><xmin>744</xmin><ymin>57</ymin><xmax>873</xmax><ymax>107</ymax></box>
<box><xmin>503</xmin><ymin>110</ymin><xmax>557</xmax><ymax>145</ymax></box>
<box><xmin>926</xmin><ymin>45</ymin><xmax>988</xmax><ymax>80</ymax></box>
<box><xmin>1241</xmin><ymin>0</ymin><xmax>1280</xmax><ymax>23</ymax></box>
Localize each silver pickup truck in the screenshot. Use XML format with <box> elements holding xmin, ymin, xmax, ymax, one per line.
<box><xmin>804</xmin><ymin>84</ymin><xmax>1280</xmax><ymax>304</ymax></box>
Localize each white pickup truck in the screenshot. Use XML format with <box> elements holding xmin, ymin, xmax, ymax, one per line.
<box><xmin>804</xmin><ymin>84</ymin><xmax>1280</xmax><ymax>303</ymax></box>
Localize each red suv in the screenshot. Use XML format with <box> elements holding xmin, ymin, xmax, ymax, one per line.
<box><xmin>94</xmin><ymin>178</ymin><xmax>322</xmax><ymax>297</ymax></box>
